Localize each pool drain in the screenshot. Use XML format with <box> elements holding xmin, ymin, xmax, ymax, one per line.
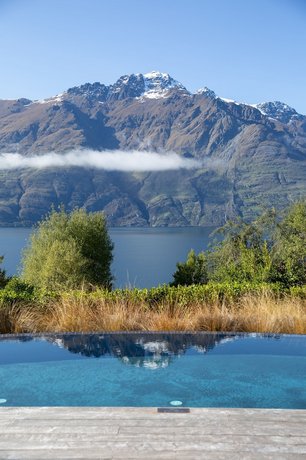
<box><xmin>0</xmin><ymin>399</ymin><xmax>7</xmax><ymax>404</ymax></box>
<box><xmin>170</xmin><ymin>400</ymin><xmax>183</xmax><ymax>406</ymax></box>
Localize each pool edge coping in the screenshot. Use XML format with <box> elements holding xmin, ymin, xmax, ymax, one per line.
<box><xmin>1</xmin><ymin>330</ymin><xmax>306</xmax><ymax>339</ymax></box>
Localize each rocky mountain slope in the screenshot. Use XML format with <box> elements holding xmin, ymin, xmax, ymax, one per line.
<box><xmin>0</xmin><ymin>71</ymin><xmax>305</xmax><ymax>226</ymax></box>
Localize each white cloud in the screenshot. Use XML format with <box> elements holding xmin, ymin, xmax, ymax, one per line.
<box><xmin>0</xmin><ymin>149</ymin><xmax>201</xmax><ymax>172</ymax></box>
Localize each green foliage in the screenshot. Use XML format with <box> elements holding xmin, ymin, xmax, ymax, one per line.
<box><xmin>84</xmin><ymin>282</ymin><xmax>287</xmax><ymax>308</ymax></box>
<box><xmin>271</xmin><ymin>201</ymin><xmax>306</xmax><ymax>286</ymax></box>
<box><xmin>207</xmin><ymin>220</ymin><xmax>273</xmax><ymax>284</ymax></box>
<box><xmin>289</xmin><ymin>285</ymin><xmax>306</xmax><ymax>298</ymax></box>
<box><xmin>1</xmin><ymin>200</ymin><xmax>305</xmax><ymax>309</ymax></box>
<box><xmin>0</xmin><ymin>277</ymin><xmax>36</xmax><ymax>304</ymax></box>
<box><xmin>171</xmin><ymin>250</ymin><xmax>208</xmax><ymax>286</ymax></box>
<box><xmin>1</xmin><ymin>279</ymin><xmax>305</xmax><ymax>311</ymax></box>
<box><xmin>0</xmin><ymin>276</ymin><xmax>56</xmax><ymax>306</ymax></box>
<box><xmin>172</xmin><ymin>201</ymin><xmax>305</xmax><ymax>287</ymax></box>
<box><xmin>21</xmin><ymin>208</ymin><xmax>114</xmax><ymax>291</ymax></box>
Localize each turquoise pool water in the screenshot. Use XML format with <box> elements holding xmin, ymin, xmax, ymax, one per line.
<box><xmin>0</xmin><ymin>333</ymin><xmax>306</xmax><ymax>408</ymax></box>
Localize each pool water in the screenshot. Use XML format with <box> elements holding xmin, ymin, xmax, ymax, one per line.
<box><xmin>0</xmin><ymin>333</ymin><xmax>306</xmax><ymax>408</ymax></box>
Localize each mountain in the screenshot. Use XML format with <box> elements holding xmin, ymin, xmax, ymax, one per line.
<box><xmin>0</xmin><ymin>71</ymin><xmax>305</xmax><ymax>227</ymax></box>
<box><xmin>254</xmin><ymin>101</ymin><xmax>303</xmax><ymax>124</ymax></box>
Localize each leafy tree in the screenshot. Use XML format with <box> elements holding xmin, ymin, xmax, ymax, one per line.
<box><xmin>21</xmin><ymin>208</ymin><xmax>114</xmax><ymax>291</ymax></box>
<box><xmin>176</xmin><ymin>201</ymin><xmax>306</xmax><ymax>287</ymax></box>
<box><xmin>271</xmin><ymin>201</ymin><xmax>306</xmax><ymax>286</ymax></box>
<box><xmin>207</xmin><ymin>219</ymin><xmax>273</xmax><ymax>283</ymax></box>
<box><xmin>171</xmin><ymin>250</ymin><xmax>208</xmax><ymax>286</ymax></box>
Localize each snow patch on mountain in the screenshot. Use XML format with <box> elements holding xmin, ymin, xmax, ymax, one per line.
<box><xmin>196</xmin><ymin>87</ymin><xmax>251</xmax><ymax>108</ymax></box>
<box><xmin>196</xmin><ymin>87</ymin><xmax>216</xmax><ymax>98</ymax></box>
<box><xmin>219</xmin><ymin>97</ymin><xmax>236</xmax><ymax>104</ymax></box>
<box><xmin>35</xmin><ymin>94</ymin><xmax>64</xmax><ymax>105</ymax></box>
<box><xmin>196</xmin><ymin>87</ymin><xmax>302</xmax><ymax>121</ymax></box>
<box><xmin>253</xmin><ymin>101</ymin><xmax>300</xmax><ymax>123</ymax></box>
<box><xmin>140</xmin><ymin>71</ymin><xmax>188</xmax><ymax>99</ymax></box>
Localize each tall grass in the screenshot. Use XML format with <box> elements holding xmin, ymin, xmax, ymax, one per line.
<box><xmin>1</xmin><ymin>291</ymin><xmax>306</xmax><ymax>334</ymax></box>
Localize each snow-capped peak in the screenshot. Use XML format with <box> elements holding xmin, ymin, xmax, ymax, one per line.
<box><xmin>254</xmin><ymin>101</ymin><xmax>299</xmax><ymax>123</ymax></box>
<box><xmin>108</xmin><ymin>71</ymin><xmax>188</xmax><ymax>101</ymax></box>
<box><xmin>143</xmin><ymin>71</ymin><xmax>184</xmax><ymax>88</ymax></box>
<box><xmin>141</xmin><ymin>71</ymin><xmax>187</xmax><ymax>99</ymax></box>
<box><xmin>196</xmin><ymin>87</ymin><xmax>216</xmax><ymax>98</ymax></box>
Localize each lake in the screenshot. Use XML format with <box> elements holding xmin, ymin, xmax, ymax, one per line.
<box><xmin>0</xmin><ymin>227</ymin><xmax>215</xmax><ymax>288</ymax></box>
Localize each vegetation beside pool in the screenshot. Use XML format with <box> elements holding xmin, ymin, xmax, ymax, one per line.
<box><xmin>0</xmin><ymin>284</ymin><xmax>306</xmax><ymax>334</ymax></box>
<box><xmin>0</xmin><ymin>201</ymin><xmax>305</xmax><ymax>334</ymax></box>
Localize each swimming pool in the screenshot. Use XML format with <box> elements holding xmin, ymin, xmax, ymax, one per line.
<box><xmin>0</xmin><ymin>332</ymin><xmax>306</xmax><ymax>408</ymax></box>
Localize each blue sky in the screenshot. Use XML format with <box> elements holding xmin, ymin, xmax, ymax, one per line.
<box><xmin>0</xmin><ymin>0</ymin><xmax>305</xmax><ymax>113</ymax></box>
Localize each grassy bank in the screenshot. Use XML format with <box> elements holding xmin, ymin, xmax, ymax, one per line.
<box><xmin>1</xmin><ymin>283</ymin><xmax>306</xmax><ymax>335</ymax></box>
<box><xmin>1</xmin><ymin>202</ymin><xmax>304</xmax><ymax>335</ymax></box>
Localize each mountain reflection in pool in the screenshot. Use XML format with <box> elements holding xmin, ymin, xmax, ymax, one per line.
<box><xmin>0</xmin><ymin>333</ymin><xmax>306</xmax><ymax>408</ymax></box>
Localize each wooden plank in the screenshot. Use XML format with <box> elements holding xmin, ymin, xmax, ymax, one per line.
<box><xmin>0</xmin><ymin>408</ymin><xmax>306</xmax><ymax>459</ymax></box>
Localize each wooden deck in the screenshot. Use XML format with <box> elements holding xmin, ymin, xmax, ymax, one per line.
<box><xmin>0</xmin><ymin>407</ymin><xmax>306</xmax><ymax>459</ymax></box>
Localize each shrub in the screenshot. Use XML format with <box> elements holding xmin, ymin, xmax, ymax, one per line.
<box><xmin>207</xmin><ymin>220</ymin><xmax>273</xmax><ymax>284</ymax></box>
<box><xmin>0</xmin><ymin>277</ymin><xmax>36</xmax><ymax>304</ymax></box>
<box><xmin>171</xmin><ymin>250</ymin><xmax>208</xmax><ymax>286</ymax></box>
<box><xmin>21</xmin><ymin>208</ymin><xmax>114</xmax><ymax>292</ymax></box>
<box><xmin>87</xmin><ymin>282</ymin><xmax>287</xmax><ymax>308</ymax></box>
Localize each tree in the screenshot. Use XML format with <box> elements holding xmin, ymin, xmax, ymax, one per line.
<box><xmin>271</xmin><ymin>201</ymin><xmax>306</xmax><ymax>286</ymax></box>
<box><xmin>207</xmin><ymin>219</ymin><xmax>273</xmax><ymax>283</ymax></box>
<box><xmin>21</xmin><ymin>208</ymin><xmax>114</xmax><ymax>291</ymax></box>
<box><xmin>171</xmin><ymin>201</ymin><xmax>306</xmax><ymax>287</ymax></box>
<box><xmin>171</xmin><ymin>250</ymin><xmax>208</xmax><ymax>286</ymax></box>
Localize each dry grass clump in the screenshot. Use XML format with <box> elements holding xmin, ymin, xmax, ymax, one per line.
<box><xmin>235</xmin><ymin>293</ymin><xmax>306</xmax><ymax>334</ymax></box>
<box><xmin>2</xmin><ymin>291</ymin><xmax>306</xmax><ymax>335</ymax></box>
<box><xmin>196</xmin><ymin>293</ymin><xmax>306</xmax><ymax>334</ymax></box>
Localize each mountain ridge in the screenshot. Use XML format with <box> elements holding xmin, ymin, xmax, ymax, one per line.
<box><xmin>0</xmin><ymin>71</ymin><xmax>305</xmax><ymax>227</ymax></box>
<box><xmin>8</xmin><ymin>71</ymin><xmax>303</xmax><ymax>122</ymax></box>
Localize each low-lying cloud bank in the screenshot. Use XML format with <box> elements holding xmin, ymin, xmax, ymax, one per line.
<box><xmin>0</xmin><ymin>150</ymin><xmax>201</xmax><ymax>172</ymax></box>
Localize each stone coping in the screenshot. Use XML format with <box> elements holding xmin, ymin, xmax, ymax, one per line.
<box><xmin>1</xmin><ymin>330</ymin><xmax>306</xmax><ymax>339</ymax></box>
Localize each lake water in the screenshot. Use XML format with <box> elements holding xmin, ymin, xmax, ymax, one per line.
<box><xmin>0</xmin><ymin>227</ymin><xmax>214</xmax><ymax>288</ymax></box>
